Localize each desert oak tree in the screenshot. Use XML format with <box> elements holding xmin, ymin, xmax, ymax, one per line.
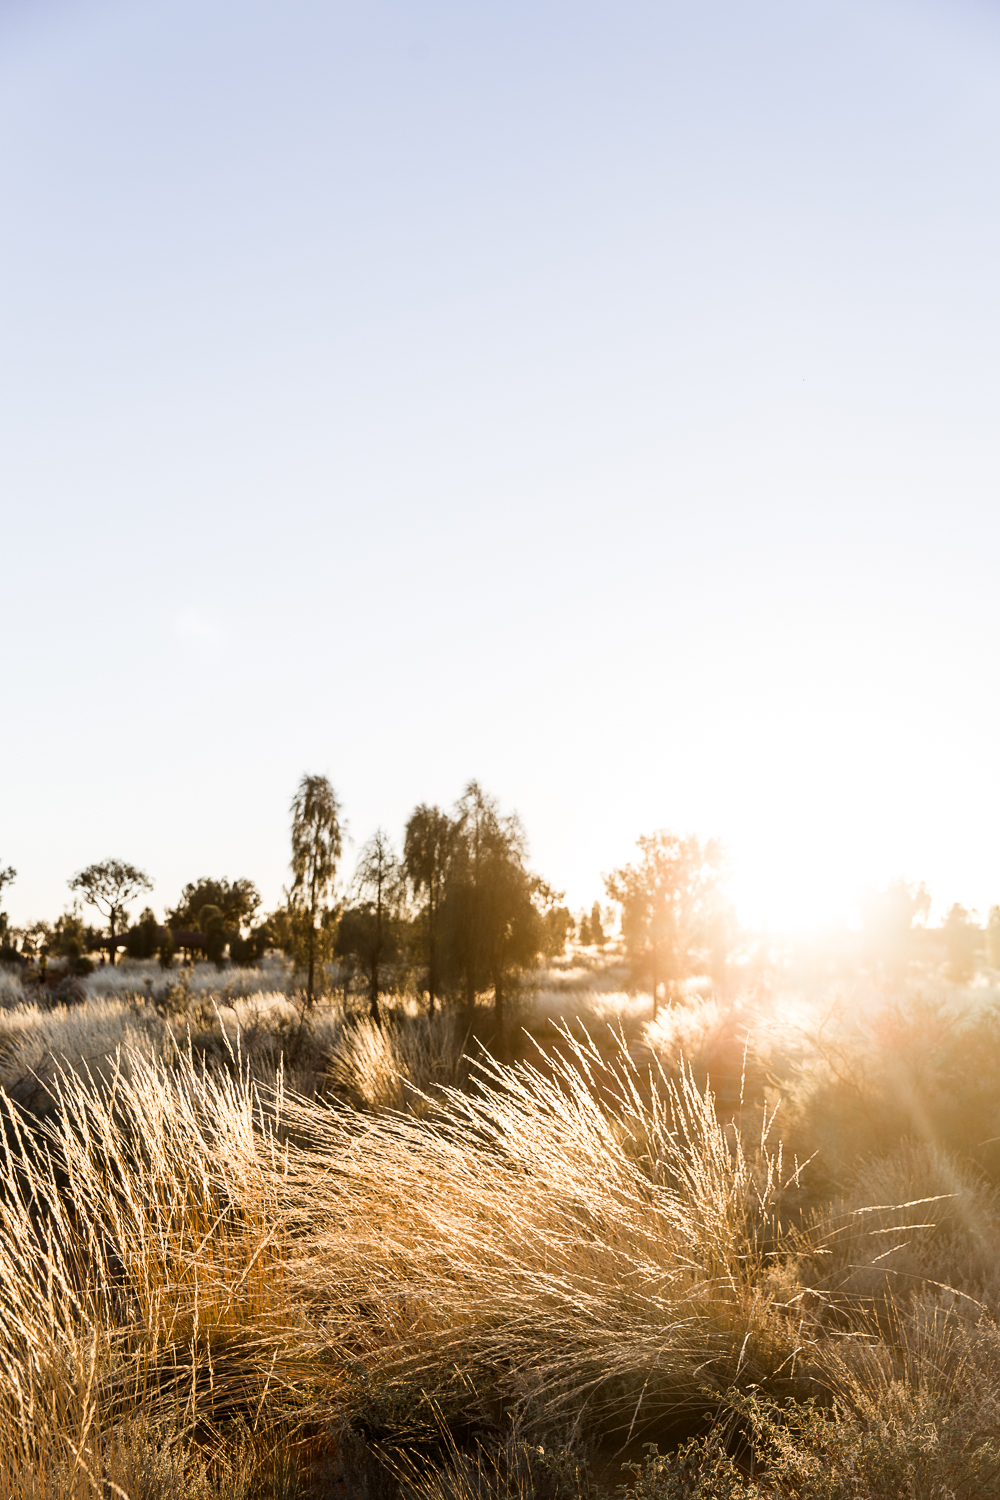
<box><xmin>290</xmin><ymin>773</ymin><xmax>343</xmax><ymax>1007</ymax></box>
<box><xmin>68</xmin><ymin>859</ymin><xmax>153</xmax><ymax>966</ymax></box>
<box><xmin>403</xmin><ymin>803</ymin><xmax>455</xmax><ymax>1013</ymax></box>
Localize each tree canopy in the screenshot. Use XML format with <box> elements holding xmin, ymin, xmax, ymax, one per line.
<box><xmin>166</xmin><ymin>877</ymin><xmax>262</xmax><ymax>934</ymax></box>
<box><xmin>439</xmin><ymin>781</ymin><xmax>556</xmax><ymax>1049</ymax></box>
<box><xmin>290</xmin><ymin>773</ymin><xmax>343</xmax><ymax>1006</ymax></box>
<box><xmin>403</xmin><ymin>803</ymin><xmax>455</xmax><ymax>1011</ymax></box>
<box><xmin>68</xmin><ymin>859</ymin><xmax>152</xmax><ymax>967</ymax></box>
<box><xmin>350</xmin><ymin>828</ymin><xmax>404</xmax><ymax>1024</ymax></box>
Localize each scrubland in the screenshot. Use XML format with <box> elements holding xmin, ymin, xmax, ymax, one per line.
<box><xmin>3</xmin><ymin>953</ymin><xmax>1000</xmax><ymax>1497</ymax></box>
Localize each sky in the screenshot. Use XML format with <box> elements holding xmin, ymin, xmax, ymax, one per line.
<box><xmin>3</xmin><ymin>0</ymin><xmax>1000</xmax><ymax>933</ymax></box>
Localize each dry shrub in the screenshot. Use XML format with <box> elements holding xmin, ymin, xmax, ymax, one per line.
<box><xmin>808</xmin><ymin>1140</ymin><xmax>1000</xmax><ymax>1303</ymax></box>
<box><xmin>787</xmin><ymin>993</ymin><xmax>1000</xmax><ymax>1183</ymax></box>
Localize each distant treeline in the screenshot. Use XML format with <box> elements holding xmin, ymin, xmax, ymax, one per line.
<box><xmin>2</xmin><ymin>785</ymin><xmax>998</xmax><ymax>1024</ymax></box>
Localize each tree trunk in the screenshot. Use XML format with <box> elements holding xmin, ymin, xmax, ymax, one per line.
<box><xmin>109</xmin><ymin>913</ymin><xmax>116</xmax><ymax>967</ymax></box>
<box><xmin>307</xmin><ymin>871</ymin><xmax>317</xmax><ymax>1008</ymax></box>
<box><xmin>371</xmin><ymin>884</ymin><xmax>382</xmax><ymax>1024</ymax></box>
<box><xmin>427</xmin><ymin>888</ymin><xmax>436</xmax><ymax>1014</ymax></box>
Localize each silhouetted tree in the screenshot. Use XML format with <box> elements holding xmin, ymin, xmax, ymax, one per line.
<box><xmin>166</xmin><ymin>877</ymin><xmax>261</xmax><ymax>934</ymax></box>
<box><xmin>605</xmin><ymin>832</ymin><xmax>727</xmax><ymax>1017</ymax></box>
<box><xmin>0</xmin><ymin>864</ymin><xmax>16</xmax><ymax>959</ymax></box>
<box><xmin>290</xmin><ymin>774</ymin><xmax>343</xmax><ymax>1007</ymax></box>
<box><xmin>124</xmin><ymin>907</ymin><xmax>160</xmax><ymax>959</ymax></box>
<box><xmin>196</xmin><ymin>904</ymin><xmax>227</xmax><ymax>966</ymax></box>
<box><xmin>47</xmin><ymin>906</ymin><xmax>89</xmax><ymax>962</ymax></box>
<box><xmin>158</xmin><ymin>927</ymin><xmax>176</xmax><ymax>971</ymax></box>
<box><xmin>441</xmin><ymin>782</ymin><xmax>551</xmax><ymax>1051</ymax></box>
<box><xmin>590</xmin><ymin>901</ymin><xmax>606</xmax><ymax>946</ymax></box>
<box><xmin>404</xmin><ymin>804</ymin><xmax>455</xmax><ymax>1013</ymax></box>
<box><xmin>542</xmin><ymin>904</ymin><xmax>573</xmax><ymax>957</ymax></box>
<box><xmin>352</xmin><ymin>829</ymin><xmax>404</xmax><ymax>1024</ymax></box>
<box><xmin>69</xmin><ymin>859</ymin><xmax>152</xmax><ymax>966</ymax></box>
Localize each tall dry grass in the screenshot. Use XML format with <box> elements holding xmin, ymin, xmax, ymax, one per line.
<box><xmin>1</xmin><ymin>980</ymin><xmax>1000</xmax><ymax>1495</ymax></box>
<box><xmin>276</xmin><ymin>1031</ymin><xmax>805</xmax><ymax>1440</ymax></box>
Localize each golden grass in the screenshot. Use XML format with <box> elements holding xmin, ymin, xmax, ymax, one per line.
<box><xmin>0</xmin><ymin>997</ymin><xmax>999</xmax><ymax>1494</ymax></box>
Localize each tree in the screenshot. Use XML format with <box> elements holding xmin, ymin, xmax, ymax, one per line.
<box><xmin>124</xmin><ymin>907</ymin><xmax>160</xmax><ymax>960</ymax></box>
<box><xmin>542</xmin><ymin>904</ymin><xmax>573</xmax><ymax>957</ymax></box>
<box><xmin>403</xmin><ymin>804</ymin><xmax>455</xmax><ymax>1013</ymax></box>
<box><xmin>590</xmin><ymin>901</ymin><xmax>606</xmax><ymax>946</ymax></box>
<box><xmin>605</xmin><ymin>832</ymin><xmax>727</xmax><ymax>1017</ymax></box>
<box><xmin>441</xmin><ymin>781</ymin><xmax>552</xmax><ymax>1050</ymax></box>
<box><xmin>289</xmin><ymin>774</ymin><xmax>343</xmax><ymax>1007</ymax></box>
<box><xmin>166</xmin><ymin>877</ymin><xmax>261</xmax><ymax>934</ymax></box>
<box><xmin>351</xmin><ymin>829</ymin><xmax>404</xmax><ymax>1023</ymax></box>
<box><xmin>158</xmin><ymin>927</ymin><xmax>176</xmax><ymax>971</ymax></box>
<box><xmin>196</xmin><ymin>905</ymin><xmax>227</xmax><ymax>966</ymax></box>
<box><xmin>68</xmin><ymin>860</ymin><xmax>152</xmax><ymax>966</ymax></box>
<box><xmin>0</xmin><ymin>864</ymin><xmax>15</xmax><ymax>959</ymax></box>
<box><xmin>49</xmin><ymin>907</ymin><xmax>88</xmax><ymax>960</ymax></box>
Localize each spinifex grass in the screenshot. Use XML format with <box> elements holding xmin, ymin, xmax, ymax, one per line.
<box><xmin>279</xmin><ymin>1031</ymin><xmax>807</xmax><ymax>1440</ymax></box>
<box><xmin>1</xmin><ymin>1008</ymin><xmax>1000</xmax><ymax>1495</ymax></box>
<box><xmin>0</xmin><ymin>1044</ymin><xmax>320</xmax><ymax>1493</ymax></box>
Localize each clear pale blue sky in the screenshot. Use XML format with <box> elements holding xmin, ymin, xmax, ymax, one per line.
<box><xmin>3</xmin><ymin>0</ymin><xmax>1000</xmax><ymax>931</ymax></box>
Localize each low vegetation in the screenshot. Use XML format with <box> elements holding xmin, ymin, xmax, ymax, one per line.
<box><xmin>0</xmin><ymin>950</ymin><xmax>999</xmax><ymax>1497</ymax></box>
<box><xmin>5</xmin><ymin>778</ymin><xmax>1000</xmax><ymax>1495</ymax></box>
